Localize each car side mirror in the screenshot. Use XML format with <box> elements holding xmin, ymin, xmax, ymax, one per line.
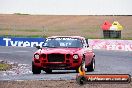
<box><xmin>85</xmin><ymin>39</ymin><xmax>89</xmax><ymax>47</ymax></box>
<box><xmin>35</xmin><ymin>46</ymin><xmax>42</xmax><ymax>49</ymax></box>
<box><xmin>87</xmin><ymin>44</ymin><xmax>89</xmax><ymax>47</ymax></box>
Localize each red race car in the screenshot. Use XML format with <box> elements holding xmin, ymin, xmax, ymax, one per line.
<box><xmin>32</xmin><ymin>36</ymin><xmax>95</xmax><ymax>74</ymax></box>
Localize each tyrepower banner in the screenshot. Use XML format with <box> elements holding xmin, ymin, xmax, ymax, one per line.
<box><xmin>88</xmin><ymin>39</ymin><xmax>132</xmax><ymax>51</ymax></box>
<box><xmin>0</xmin><ymin>37</ymin><xmax>46</xmax><ymax>47</ymax></box>
<box><xmin>0</xmin><ymin>37</ymin><xmax>132</xmax><ymax>51</ymax></box>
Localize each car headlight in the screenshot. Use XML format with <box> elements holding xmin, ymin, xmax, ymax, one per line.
<box><xmin>34</xmin><ymin>54</ymin><xmax>39</xmax><ymax>59</ymax></box>
<box><xmin>73</xmin><ymin>54</ymin><xmax>79</xmax><ymax>59</ymax></box>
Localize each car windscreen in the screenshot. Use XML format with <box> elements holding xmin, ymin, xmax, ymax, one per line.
<box><xmin>43</xmin><ymin>37</ymin><xmax>83</xmax><ymax>48</ymax></box>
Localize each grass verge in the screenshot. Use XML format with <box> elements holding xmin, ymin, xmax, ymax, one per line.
<box><xmin>0</xmin><ymin>63</ymin><xmax>11</xmax><ymax>71</ymax></box>
<box><xmin>0</xmin><ymin>34</ymin><xmax>132</xmax><ymax>40</ymax></box>
<box><xmin>0</xmin><ymin>34</ymin><xmax>47</xmax><ymax>38</ymax></box>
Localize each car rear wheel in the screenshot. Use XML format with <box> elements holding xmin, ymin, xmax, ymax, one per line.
<box><xmin>32</xmin><ymin>62</ymin><xmax>41</xmax><ymax>74</ymax></box>
<box><xmin>87</xmin><ymin>58</ymin><xmax>95</xmax><ymax>72</ymax></box>
<box><xmin>44</xmin><ymin>69</ymin><xmax>52</xmax><ymax>74</ymax></box>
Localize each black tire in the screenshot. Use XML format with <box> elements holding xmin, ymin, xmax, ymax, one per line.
<box><xmin>87</xmin><ymin>58</ymin><xmax>95</xmax><ymax>72</ymax></box>
<box><xmin>44</xmin><ymin>69</ymin><xmax>52</xmax><ymax>74</ymax></box>
<box><xmin>32</xmin><ymin>62</ymin><xmax>41</xmax><ymax>74</ymax></box>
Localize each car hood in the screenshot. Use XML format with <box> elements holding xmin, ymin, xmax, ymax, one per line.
<box><xmin>36</xmin><ymin>48</ymin><xmax>83</xmax><ymax>54</ymax></box>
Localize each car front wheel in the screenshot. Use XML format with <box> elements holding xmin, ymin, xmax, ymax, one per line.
<box><xmin>87</xmin><ymin>58</ymin><xmax>95</xmax><ymax>72</ymax></box>
<box><xmin>32</xmin><ymin>62</ymin><xmax>41</xmax><ymax>74</ymax></box>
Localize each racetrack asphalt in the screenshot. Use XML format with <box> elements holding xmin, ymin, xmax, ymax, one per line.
<box><xmin>0</xmin><ymin>46</ymin><xmax>132</xmax><ymax>81</ymax></box>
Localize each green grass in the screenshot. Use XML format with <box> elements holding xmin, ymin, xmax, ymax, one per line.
<box><xmin>82</xmin><ymin>26</ymin><xmax>100</xmax><ymax>32</ymax></box>
<box><xmin>47</xmin><ymin>28</ymin><xmax>66</xmax><ymax>32</ymax></box>
<box><xmin>0</xmin><ymin>27</ymin><xmax>132</xmax><ymax>39</ymax></box>
<box><xmin>14</xmin><ymin>13</ymin><xmax>30</xmax><ymax>15</ymax></box>
<box><xmin>0</xmin><ymin>28</ymin><xmax>10</xmax><ymax>31</ymax></box>
<box><xmin>0</xmin><ymin>34</ymin><xmax>47</xmax><ymax>38</ymax></box>
<box><xmin>0</xmin><ymin>28</ymin><xmax>43</xmax><ymax>32</ymax></box>
<box><xmin>1</xmin><ymin>34</ymin><xmax>132</xmax><ymax>40</ymax></box>
<box><xmin>17</xmin><ymin>29</ymin><xmax>42</xmax><ymax>32</ymax></box>
<box><xmin>0</xmin><ymin>63</ymin><xmax>11</xmax><ymax>71</ymax></box>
